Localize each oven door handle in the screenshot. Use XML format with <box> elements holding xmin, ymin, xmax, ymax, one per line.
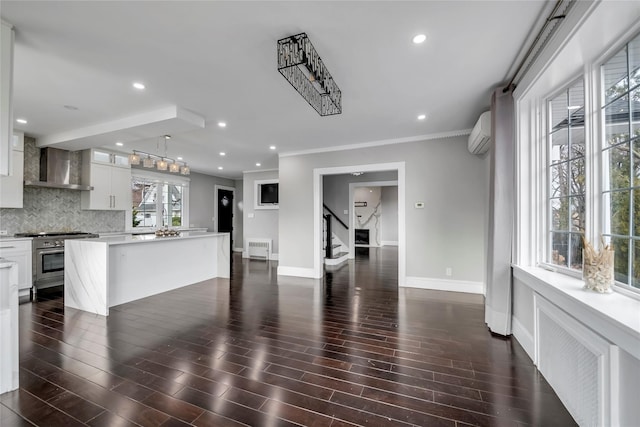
<box><xmin>37</xmin><ymin>248</ymin><xmax>65</xmax><ymax>255</ymax></box>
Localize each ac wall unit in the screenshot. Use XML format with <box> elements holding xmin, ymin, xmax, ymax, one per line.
<box><xmin>468</xmin><ymin>111</ymin><xmax>491</xmax><ymax>155</ymax></box>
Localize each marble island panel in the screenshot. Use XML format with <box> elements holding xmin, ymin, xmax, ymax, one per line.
<box><xmin>65</xmin><ymin>232</ymin><xmax>230</xmax><ymax>316</ymax></box>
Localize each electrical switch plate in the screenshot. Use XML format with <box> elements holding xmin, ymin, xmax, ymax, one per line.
<box><xmin>343</xmin><ymin>210</ymin><xmax>348</xmax><ymax>215</ymax></box>
<box><xmin>248</xmin><ymin>213</ymin><xmax>255</xmax><ymax>218</ymax></box>
<box><xmin>445</xmin><ymin>267</ymin><xmax>452</xmax><ymax>276</ymax></box>
<box><xmin>415</xmin><ymin>202</ymin><xmax>425</xmax><ymax>209</ymax></box>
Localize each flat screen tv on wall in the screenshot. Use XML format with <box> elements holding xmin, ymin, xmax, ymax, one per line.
<box><xmin>260</xmin><ymin>183</ymin><xmax>279</xmax><ymax>204</ymax></box>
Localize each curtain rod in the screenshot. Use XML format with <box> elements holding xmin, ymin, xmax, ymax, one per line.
<box><xmin>503</xmin><ymin>0</ymin><xmax>567</xmax><ymax>93</ymax></box>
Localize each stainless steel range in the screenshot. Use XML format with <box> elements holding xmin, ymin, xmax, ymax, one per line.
<box><xmin>14</xmin><ymin>231</ymin><xmax>99</xmax><ymax>299</ymax></box>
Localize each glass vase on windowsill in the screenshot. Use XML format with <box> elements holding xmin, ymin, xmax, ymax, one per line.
<box><xmin>582</xmin><ymin>236</ymin><xmax>614</xmax><ymax>293</ymax></box>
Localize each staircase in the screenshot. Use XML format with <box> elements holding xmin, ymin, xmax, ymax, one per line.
<box><xmin>323</xmin><ymin>205</ymin><xmax>349</xmax><ymax>266</ymax></box>
<box><xmin>325</xmin><ymin>234</ymin><xmax>349</xmax><ymax>266</ymax></box>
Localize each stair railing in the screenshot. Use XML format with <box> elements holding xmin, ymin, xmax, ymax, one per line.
<box><xmin>323</xmin><ymin>204</ymin><xmax>348</xmax><ymax>259</ymax></box>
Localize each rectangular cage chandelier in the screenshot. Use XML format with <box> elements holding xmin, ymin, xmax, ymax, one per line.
<box><xmin>277</xmin><ymin>33</ymin><xmax>342</xmax><ymax>116</ymax></box>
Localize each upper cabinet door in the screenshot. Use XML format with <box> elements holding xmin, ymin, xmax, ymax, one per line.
<box><xmin>0</xmin><ymin>133</ymin><xmax>24</xmax><ymax>208</ymax></box>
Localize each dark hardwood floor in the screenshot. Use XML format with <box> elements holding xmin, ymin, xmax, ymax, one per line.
<box><xmin>1</xmin><ymin>247</ymin><xmax>576</xmax><ymax>426</ymax></box>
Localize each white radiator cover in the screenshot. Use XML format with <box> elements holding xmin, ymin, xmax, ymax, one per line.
<box><xmin>246</xmin><ymin>238</ymin><xmax>272</xmax><ymax>259</ymax></box>
<box><xmin>534</xmin><ymin>295</ymin><xmax>619</xmax><ymax>427</ymax></box>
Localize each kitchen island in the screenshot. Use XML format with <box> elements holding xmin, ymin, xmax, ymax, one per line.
<box><xmin>64</xmin><ymin>231</ymin><xmax>230</xmax><ymax>316</ymax></box>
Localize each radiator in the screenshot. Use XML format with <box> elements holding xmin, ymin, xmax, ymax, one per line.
<box><xmin>535</xmin><ymin>296</ymin><xmax>618</xmax><ymax>427</ymax></box>
<box><xmin>247</xmin><ymin>238</ymin><xmax>271</xmax><ymax>259</ymax></box>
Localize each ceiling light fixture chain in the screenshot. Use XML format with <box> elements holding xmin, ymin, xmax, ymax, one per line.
<box><xmin>277</xmin><ymin>33</ymin><xmax>341</xmax><ymax>116</ymax></box>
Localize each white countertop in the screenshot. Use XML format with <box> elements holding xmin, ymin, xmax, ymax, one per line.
<box><xmin>80</xmin><ymin>231</ymin><xmax>228</xmax><ymax>246</ymax></box>
<box><xmin>0</xmin><ymin>236</ymin><xmax>32</xmax><ymax>242</ymax></box>
<box><xmin>97</xmin><ymin>228</ymin><xmax>208</xmax><ymax>237</ymax></box>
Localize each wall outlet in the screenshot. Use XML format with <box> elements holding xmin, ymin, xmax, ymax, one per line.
<box><xmin>0</xmin><ymin>230</ymin><xmax>7</xmax><ymax>236</ymax></box>
<box><xmin>343</xmin><ymin>210</ymin><xmax>348</xmax><ymax>215</ymax></box>
<box><xmin>212</xmin><ymin>217</ymin><xmax>215</xmax><ymax>222</ymax></box>
<box><xmin>445</xmin><ymin>267</ymin><xmax>452</xmax><ymax>276</ymax></box>
<box><xmin>248</xmin><ymin>213</ymin><xmax>255</xmax><ymax>218</ymax></box>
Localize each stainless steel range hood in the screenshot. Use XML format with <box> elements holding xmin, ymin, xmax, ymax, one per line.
<box><xmin>24</xmin><ymin>147</ymin><xmax>93</xmax><ymax>190</ymax></box>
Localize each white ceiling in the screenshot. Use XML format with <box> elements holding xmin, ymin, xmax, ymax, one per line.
<box><xmin>2</xmin><ymin>1</ymin><xmax>546</xmax><ymax>178</ymax></box>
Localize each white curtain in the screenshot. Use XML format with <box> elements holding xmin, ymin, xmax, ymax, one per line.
<box><xmin>485</xmin><ymin>87</ymin><xmax>515</xmax><ymax>336</ymax></box>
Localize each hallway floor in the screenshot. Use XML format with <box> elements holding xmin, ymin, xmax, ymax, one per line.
<box><xmin>1</xmin><ymin>247</ymin><xmax>576</xmax><ymax>426</ymax></box>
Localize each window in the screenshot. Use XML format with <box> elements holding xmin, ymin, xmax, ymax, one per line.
<box><xmin>601</xmin><ymin>33</ymin><xmax>640</xmax><ymax>288</ymax></box>
<box><xmin>131</xmin><ymin>172</ymin><xmax>189</xmax><ymax>228</ymax></box>
<box><xmin>547</xmin><ymin>80</ymin><xmax>586</xmax><ymax>270</ymax></box>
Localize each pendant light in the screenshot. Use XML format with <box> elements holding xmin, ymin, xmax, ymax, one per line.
<box><xmin>143</xmin><ymin>155</ymin><xmax>155</xmax><ymax>168</ymax></box>
<box><xmin>156</xmin><ymin>158</ymin><xmax>168</xmax><ymax>171</ymax></box>
<box><xmin>129</xmin><ymin>151</ymin><xmax>141</xmax><ymax>165</ymax></box>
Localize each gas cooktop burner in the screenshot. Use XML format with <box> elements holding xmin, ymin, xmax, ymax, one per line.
<box><xmin>15</xmin><ymin>231</ymin><xmax>98</xmax><ymax>238</ymax></box>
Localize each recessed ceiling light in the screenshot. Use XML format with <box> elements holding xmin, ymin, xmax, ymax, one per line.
<box><xmin>269</xmin><ymin>145</ymin><xmax>276</xmax><ymax>150</ymax></box>
<box><xmin>132</xmin><ymin>82</ymin><xmax>145</xmax><ymax>90</ymax></box>
<box><xmin>218</xmin><ymin>166</ymin><xmax>223</xmax><ymax>170</ymax></box>
<box><xmin>256</xmin><ymin>163</ymin><xmax>261</xmax><ymax>167</ymax></box>
<box><xmin>15</xmin><ymin>118</ymin><xmax>27</xmax><ymax>124</ymax></box>
<box><xmin>218</xmin><ymin>122</ymin><xmax>226</xmax><ymax>128</ymax></box>
<box><xmin>412</xmin><ymin>34</ymin><xmax>427</xmax><ymax>44</ymax></box>
<box><xmin>115</xmin><ymin>142</ymin><xmax>124</xmax><ymax>147</ymax></box>
<box><xmin>177</xmin><ymin>156</ymin><xmax>183</xmax><ymax>161</ymax></box>
<box><xmin>63</xmin><ymin>105</ymin><xmax>79</xmax><ymax>110</ymax></box>
<box><xmin>219</xmin><ymin>152</ymin><xmax>226</xmax><ymax>156</ymax></box>
<box><xmin>417</xmin><ymin>114</ymin><xmax>427</xmax><ymax>120</ymax></box>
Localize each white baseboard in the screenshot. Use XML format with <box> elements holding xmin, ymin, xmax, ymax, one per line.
<box><xmin>512</xmin><ymin>316</ymin><xmax>535</xmax><ymax>362</ymax></box>
<box><xmin>381</xmin><ymin>240</ymin><xmax>398</xmax><ymax>246</ymax></box>
<box><xmin>242</xmin><ymin>251</ymin><xmax>278</xmax><ymax>261</ymax></box>
<box><xmin>403</xmin><ymin>276</ymin><xmax>483</xmax><ymax>294</ymax></box>
<box><xmin>277</xmin><ymin>266</ymin><xmax>321</xmax><ymax>279</ymax></box>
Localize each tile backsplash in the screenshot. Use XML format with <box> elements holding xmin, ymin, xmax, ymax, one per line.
<box><xmin>0</xmin><ymin>137</ymin><xmax>125</xmax><ymax>235</ymax></box>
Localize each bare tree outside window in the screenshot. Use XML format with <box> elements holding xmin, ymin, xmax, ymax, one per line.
<box><xmin>602</xmin><ymin>34</ymin><xmax>640</xmax><ymax>289</ymax></box>
<box><xmin>548</xmin><ymin>80</ymin><xmax>585</xmax><ymax>270</ymax></box>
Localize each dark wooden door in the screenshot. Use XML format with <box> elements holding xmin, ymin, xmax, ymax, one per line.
<box><xmin>217</xmin><ymin>189</ymin><xmax>233</xmax><ymax>262</ymax></box>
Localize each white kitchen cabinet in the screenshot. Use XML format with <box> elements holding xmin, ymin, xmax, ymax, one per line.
<box><xmin>0</xmin><ymin>238</ymin><xmax>32</xmax><ymax>297</ymax></box>
<box><xmin>0</xmin><ymin>133</ymin><xmax>24</xmax><ymax>208</ymax></box>
<box><xmin>81</xmin><ymin>149</ymin><xmax>131</xmax><ymax>210</ymax></box>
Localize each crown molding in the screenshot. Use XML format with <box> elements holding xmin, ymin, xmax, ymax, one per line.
<box><xmin>279</xmin><ymin>129</ymin><xmax>472</xmax><ymax>158</ymax></box>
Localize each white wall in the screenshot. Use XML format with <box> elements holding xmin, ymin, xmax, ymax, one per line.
<box><xmin>279</xmin><ymin>136</ymin><xmax>488</xmax><ymax>288</ymax></box>
<box><xmin>381</xmin><ymin>186</ymin><xmax>398</xmax><ymax>244</ymax></box>
<box><xmin>243</xmin><ymin>170</ymin><xmax>279</xmax><ymax>256</ymax></box>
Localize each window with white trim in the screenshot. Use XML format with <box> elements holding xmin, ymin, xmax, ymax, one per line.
<box><xmin>131</xmin><ymin>171</ymin><xmax>189</xmax><ymax>229</ymax></box>
<box><xmin>601</xmin><ymin>33</ymin><xmax>640</xmax><ymax>288</ymax></box>
<box><xmin>547</xmin><ymin>80</ymin><xmax>586</xmax><ymax>270</ymax></box>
